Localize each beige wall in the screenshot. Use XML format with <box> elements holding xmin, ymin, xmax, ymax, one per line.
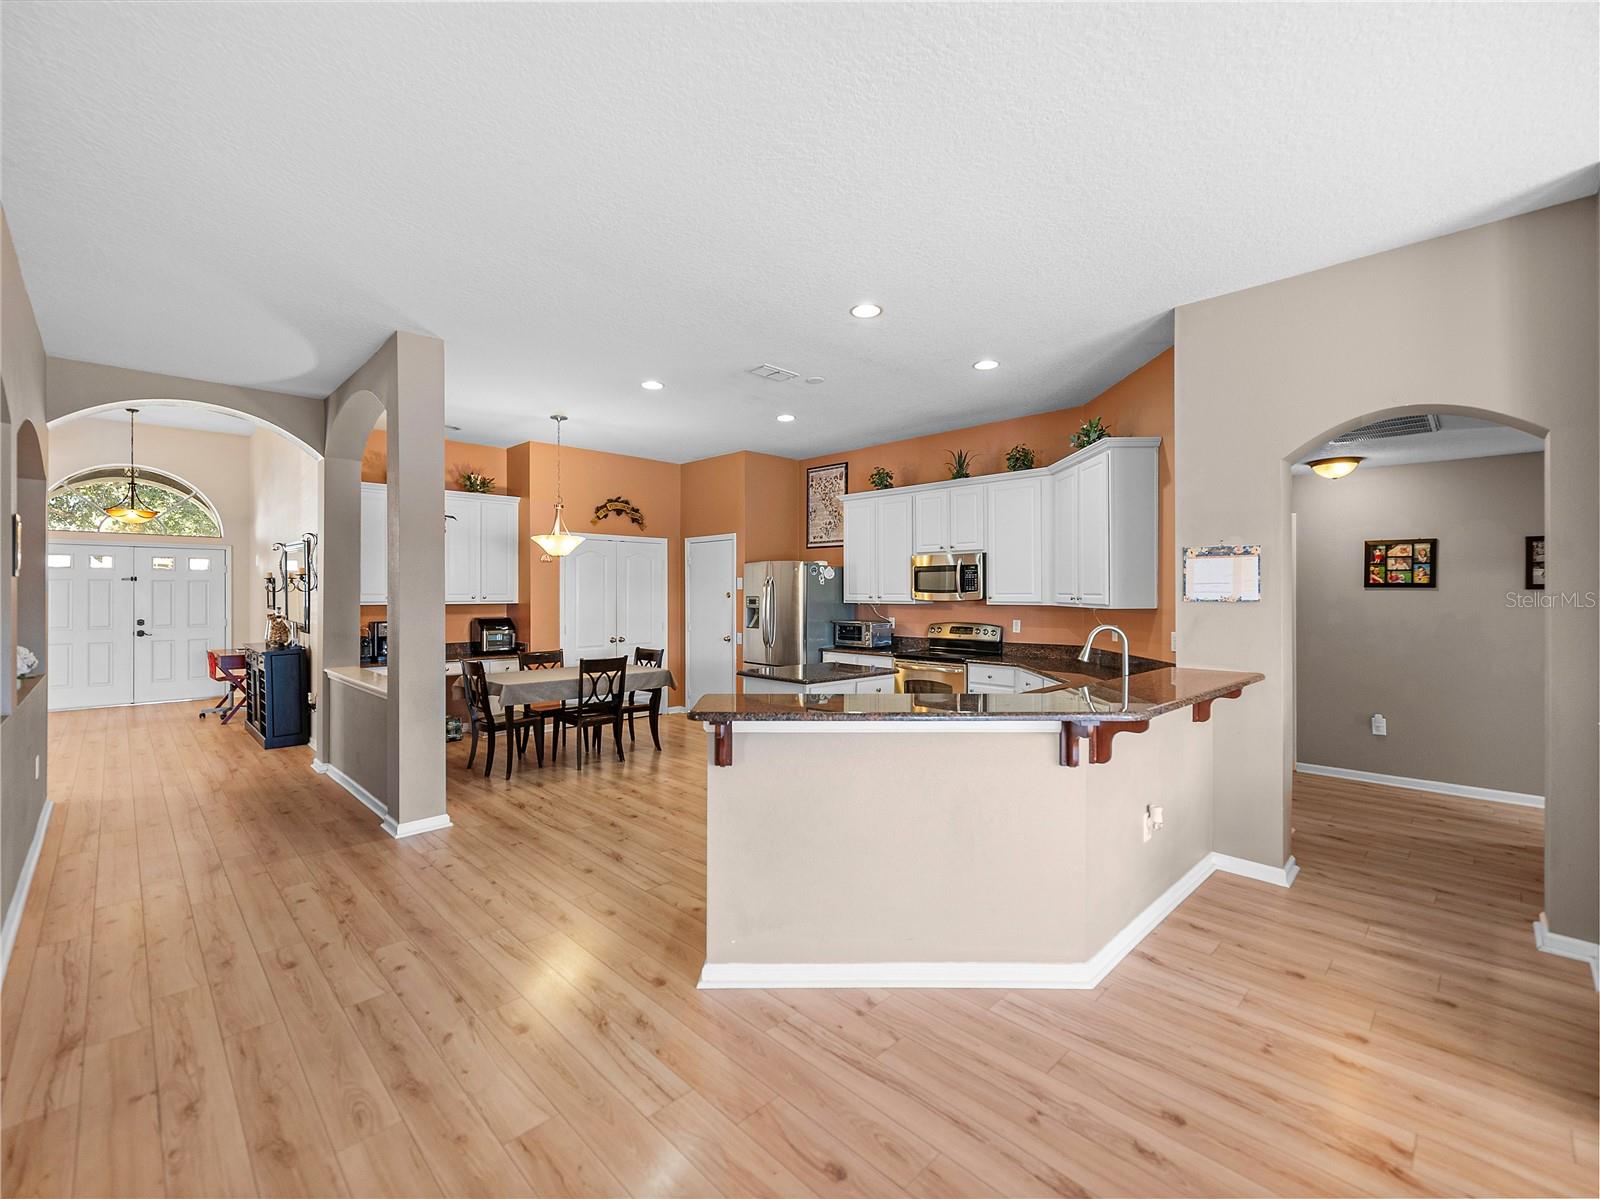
<box><xmin>1</xmin><ymin>207</ymin><xmax>51</xmax><ymax>936</ymax></box>
<box><xmin>1176</xmin><ymin>197</ymin><xmax>1598</xmax><ymax>941</ymax></box>
<box><xmin>248</xmin><ymin>425</ymin><xmax>321</xmax><ymax>647</ymax></box>
<box><xmin>1293</xmin><ymin>454</ymin><xmax>1545</xmax><ymax>796</ymax></box>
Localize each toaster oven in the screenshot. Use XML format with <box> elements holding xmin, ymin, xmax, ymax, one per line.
<box><xmin>831</xmin><ymin>619</ymin><xmax>893</xmax><ymax>649</ymax></box>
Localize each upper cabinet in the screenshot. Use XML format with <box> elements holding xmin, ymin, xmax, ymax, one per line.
<box><xmin>911</xmin><ymin>484</ymin><xmax>986</xmax><ymax>553</ymax></box>
<box><xmin>984</xmin><ymin>474</ymin><xmax>1049</xmax><ymax>604</ymax></box>
<box><xmin>1049</xmin><ymin>437</ymin><xmax>1159</xmax><ymax>609</ymax></box>
<box><xmin>842</xmin><ymin>491</ymin><xmax>914</xmax><ymax>603</ymax></box>
<box><xmin>362</xmin><ymin>485</ymin><xmax>520</xmax><ymax>606</ymax></box>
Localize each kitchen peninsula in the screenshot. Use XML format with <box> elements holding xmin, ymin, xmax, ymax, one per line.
<box><xmin>690</xmin><ymin>666</ymin><xmax>1272</xmax><ymax>989</ymax></box>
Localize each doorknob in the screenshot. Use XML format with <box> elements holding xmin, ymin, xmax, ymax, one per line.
<box><xmin>722</xmin><ymin>635</ymin><xmax>731</xmax><ymax>642</ymax></box>
<box><xmin>136</xmin><ymin>630</ymin><xmax>149</xmax><ymax>637</ymax></box>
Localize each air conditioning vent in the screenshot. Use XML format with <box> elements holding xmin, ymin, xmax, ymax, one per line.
<box><xmin>749</xmin><ymin>364</ymin><xmax>799</xmax><ymax>383</ymax></box>
<box><xmin>1329</xmin><ymin>414</ymin><xmax>1442</xmax><ymax>444</ymax></box>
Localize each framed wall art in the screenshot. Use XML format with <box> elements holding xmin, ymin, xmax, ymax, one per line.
<box><xmin>806</xmin><ymin>462</ymin><xmax>847</xmax><ymax>548</ymax></box>
<box><xmin>1364</xmin><ymin>538</ymin><xmax>1437</xmax><ymax>589</ymax></box>
<box><xmin>1525</xmin><ymin>535</ymin><xmax>1545</xmax><ymax>590</ymax></box>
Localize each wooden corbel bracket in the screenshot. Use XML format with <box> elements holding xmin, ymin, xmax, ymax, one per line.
<box><xmin>712</xmin><ymin>723</ymin><xmax>734</xmax><ymax>767</ymax></box>
<box><xmin>1191</xmin><ymin>688</ymin><xmax>1244</xmax><ymax>723</ymax></box>
<box><xmin>1059</xmin><ymin>721</ymin><xmax>1091</xmax><ymax>767</ymax></box>
<box><xmin>1091</xmin><ymin>720</ymin><xmax>1149</xmax><ymax>764</ymax></box>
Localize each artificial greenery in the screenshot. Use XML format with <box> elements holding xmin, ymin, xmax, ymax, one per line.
<box><xmin>946</xmin><ymin>449</ymin><xmax>973</xmax><ymax>479</ymax></box>
<box><xmin>46</xmin><ymin>479</ymin><xmax>222</xmax><ymax>537</ymax></box>
<box><xmin>1005</xmin><ymin>444</ymin><xmax>1036</xmax><ymax>472</ymax></box>
<box><xmin>868</xmin><ymin>466</ymin><xmax>894</xmax><ymax>490</ymax></box>
<box><xmin>458</xmin><ymin>468</ymin><xmax>496</xmax><ymax>493</ymax></box>
<box><xmin>1070</xmin><ymin>417</ymin><xmax>1108</xmax><ymax>450</ymax></box>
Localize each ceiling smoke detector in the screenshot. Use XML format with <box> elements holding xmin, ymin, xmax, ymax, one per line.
<box><xmin>1329</xmin><ymin>414</ymin><xmax>1442</xmax><ymax>444</ymax></box>
<box><xmin>749</xmin><ymin>364</ymin><xmax>800</xmax><ymax>383</ymax></box>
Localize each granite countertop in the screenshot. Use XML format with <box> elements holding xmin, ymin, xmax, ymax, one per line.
<box><xmin>827</xmin><ymin>639</ymin><xmax>1173</xmax><ymax>683</ymax></box>
<box><xmin>690</xmin><ymin>667</ymin><xmax>1262</xmax><ymax>724</ymax></box>
<box><xmin>737</xmin><ymin>661</ymin><xmax>898</xmax><ymax>685</ymax></box>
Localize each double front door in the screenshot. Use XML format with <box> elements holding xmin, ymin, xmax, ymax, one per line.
<box><xmin>559</xmin><ymin>535</ymin><xmax>669</xmax><ymax>667</ymax></box>
<box><xmin>47</xmin><ymin>542</ymin><xmax>229</xmax><ymax>710</ymax></box>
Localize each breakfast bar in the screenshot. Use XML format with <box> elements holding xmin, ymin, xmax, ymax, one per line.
<box><xmin>689</xmin><ymin>668</ymin><xmax>1270</xmax><ymax>989</ymax></box>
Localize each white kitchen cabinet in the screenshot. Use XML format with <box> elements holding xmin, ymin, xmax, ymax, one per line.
<box><xmin>742</xmin><ymin>674</ymin><xmax>894</xmax><ymax>696</ymax></box>
<box><xmin>912</xmin><ymin>484</ymin><xmax>986</xmax><ymax>553</ymax></box>
<box><xmin>363</xmin><ymin>486</ymin><xmax>520</xmax><ymax>605</ymax></box>
<box><xmin>984</xmin><ymin>475</ymin><xmax>1049</xmax><ymax>604</ymax></box>
<box><xmin>1047</xmin><ymin>437</ymin><xmax>1159</xmax><ymax>609</ymax></box>
<box><xmin>359</xmin><ymin>482</ymin><xmax>388</xmax><ymax>604</ymax></box>
<box><xmin>842</xmin><ymin>492</ymin><xmax>914</xmax><ymax>603</ymax></box>
<box><xmin>822</xmin><ymin>650</ymin><xmax>893</xmax><ymax>669</ymax></box>
<box><xmin>559</xmin><ymin>534</ymin><xmax>668</xmax><ymax>666</ymax></box>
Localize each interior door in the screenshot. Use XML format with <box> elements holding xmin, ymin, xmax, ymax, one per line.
<box><xmin>1075</xmin><ymin>452</ymin><xmax>1111</xmax><ymax>606</ymax></box>
<box><xmin>47</xmin><ymin>543</ymin><xmax>134</xmax><ymax>709</ymax></box>
<box><xmin>133</xmin><ymin>547</ymin><xmax>228</xmax><ymax>704</ymax></box>
<box><xmin>685</xmin><ymin>536</ymin><xmax>736</xmax><ymax>706</ymax></box>
<box><xmin>443</xmin><ymin>492</ymin><xmax>482</xmax><ymax>603</ymax></box>
<box><xmin>560</xmin><ymin>537</ymin><xmax>618</xmax><ymax>663</ymax></box>
<box><xmin>614</xmin><ymin>537</ymin><xmax>669</xmax><ymax>665</ymax></box>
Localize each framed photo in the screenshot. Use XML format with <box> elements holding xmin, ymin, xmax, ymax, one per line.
<box><xmin>806</xmin><ymin>462</ymin><xmax>847</xmax><ymax>548</ymax></box>
<box><xmin>1525</xmin><ymin>535</ymin><xmax>1545</xmax><ymax>590</ymax></box>
<box><xmin>1364</xmin><ymin>538</ymin><xmax>1437</xmax><ymax>589</ymax></box>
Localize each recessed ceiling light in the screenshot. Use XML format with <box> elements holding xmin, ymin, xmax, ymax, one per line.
<box><xmin>641</xmin><ymin>379</ymin><xmax>664</xmax><ymax>391</ymax></box>
<box><xmin>973</xmin><ymin>359</ymin><xmax>1000</xmax><ymax>371</ymax></box>
<box><xmin>850</xmin><ymin>303</ymin><xmax>882</xmax><ymax>319</ymax></box>
<box><xmin>776</xmin><ymin>414</ymin><xmax>796</xmax><ymax>423</ymax></box>
<box><xmin>805</xmin><ymin>376</ymin><xmax>825</xmax><ymax>385</ymax></box>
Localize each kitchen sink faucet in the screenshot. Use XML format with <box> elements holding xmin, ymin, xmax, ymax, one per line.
<box><xmin>1079</xmin><ymin>623</ymin><xmax>1131</xmax><ymax>711</ymax></box>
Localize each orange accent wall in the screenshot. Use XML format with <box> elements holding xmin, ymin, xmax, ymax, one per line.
<box><xmin>359</xmin><ymin>430</ymin><xmax>517</xmax><ymax>643</ymax></box>
<box><xmin>799</xmin><ymin>349</ymin><xmax>1176</xmax><ymax>661</ymax></box>
<box><xmin>508</xmin><ymin>441</ymin><xmax>685</xmax><ymax>704</ymax></box>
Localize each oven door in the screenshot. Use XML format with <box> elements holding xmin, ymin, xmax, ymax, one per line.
<box><xmin>894</xmin><ymin>659</ymin><xmax>968</xmax><ymax>695</ymax></box>
<box><xmin>911</xmin><ymin>553</ymin><xmax>983</xmax><ymax>602</ymax></box>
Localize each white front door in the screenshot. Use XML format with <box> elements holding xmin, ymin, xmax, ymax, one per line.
<box><xmin>47</xmin><ymin>544</ymin><xmax>135</xmax><ymax>709</ymax></box>
<box><xmin>48</xmin><ymin>542</ymin><xmax>229</xmax><ymax>709</ymax></box>
<box><xmin>685</xmin><ymin>535</ymin><xmax>737</xmax><ymax>706</ymax></box>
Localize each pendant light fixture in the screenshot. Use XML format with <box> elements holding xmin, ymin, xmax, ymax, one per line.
<box><xmin>103</xmin><ymin>408</ymin><xmax>161</xmax><ymax>524</ymax></box>
<box><xmin>531</xmin><ymin>414</ymin><xmax>584</xmax><ymax>559</ymax></box>
<box><xmin>1306</xmin><ymin>455</ymin><xmax>1364</xmax><ymax>480</ymax></box>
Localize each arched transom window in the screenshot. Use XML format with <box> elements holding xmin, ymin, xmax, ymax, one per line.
<box><xmin>47</xmin><ymin>466</ymin><xmax>224</xmax><ymax>537</ymax></box>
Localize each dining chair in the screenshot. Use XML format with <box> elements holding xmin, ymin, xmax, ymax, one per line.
<box><xmin>516</xmin><ymin>649</ymin><xmax>565</xmax><ymax>757</ymax></box>
<box><xmin>623</xmin><ymin>647</ymin><xmax>665</xmax><ymax>748</ymax></box>
<box><xmin>462</xmin><ymin>659</ymin><xmax>544</xmax><ymax>778</ymax></box>
<box><xmin>554</xmin><ymin>656</ymin><xmax>627</xmax><ymax>767</ymax></box>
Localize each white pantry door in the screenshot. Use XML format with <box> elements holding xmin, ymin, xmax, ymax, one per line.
<box><xmin>133</xmin><ymin>546</ymin><xmax>228</xmax><ymax>704</ymax></box>
<box><xmin>613</xmin><ymin>537</ymin><xmax>668</xmax><ymax>665</ymax></box>
<box><xmin>685</xmin><ymin>535</ymin><xmax>737</xmax><ymax>707</ymax></box>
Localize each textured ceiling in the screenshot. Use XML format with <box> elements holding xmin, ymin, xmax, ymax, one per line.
<box><xmin>3</xmin><ymin>3</ymin><xmax>1595</xmax><ymax>462</ymax></box>
<box><xmin>1292</xmin><ymin>415</ymin><xmax>1544</xmax><ymax>472</ymax></box>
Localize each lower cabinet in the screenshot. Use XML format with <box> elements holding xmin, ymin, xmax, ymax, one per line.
<box><xmin>742</xmin><ymin>674</ymin><xmax>895</xmax><ymax>696</ymax></box>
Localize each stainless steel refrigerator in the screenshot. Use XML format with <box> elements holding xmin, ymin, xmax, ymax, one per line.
<box><xmin>743</xmin><ymin>560</ymin><xmax>851</xmax><ymax>667</ymax></box>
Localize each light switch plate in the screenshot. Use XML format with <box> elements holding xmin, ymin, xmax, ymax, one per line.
<box><xmin>1171</xmin><ymin>631</ymin><xmax>1178</xmax><ymax>652</ymax></box>
<box><xmin>1371</xmin><ymin>713</ymin><xmax>1387</xmax><ymax>736</ymax></box>
<box><xmin>1011</xmin><ymin>620</ymin><xmax>1021</xmax><ymax>633</ymax></box>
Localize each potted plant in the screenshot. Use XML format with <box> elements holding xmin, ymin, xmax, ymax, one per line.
<box><xmin>1070</xmin><ymin>417</ymin><xmax>1107</xmax><ymax>451</ymax></box>
<box><xmin>1005</xmin><ymin>444</ymin><xmax>1036</xmax><ymax>471</ymax></box>
<box><xmin>458</xmin><ymin>468</ymin><xmax>495</xmax><ymax>493</ymax></box>
<box><xmin>946</xmin><ymin>449</ymin><xmax>974</xmax><ymax>479</ymax></box>
<box><xmin>868</xmin><ymin>466</ymin><xmax>894</xmax><ymax>490</ymax></box>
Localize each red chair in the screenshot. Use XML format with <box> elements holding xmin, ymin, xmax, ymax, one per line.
<box><xmin>201</xmin><ymin>649</ymin><xmax>248</xmax><ymax>723</ymax></box>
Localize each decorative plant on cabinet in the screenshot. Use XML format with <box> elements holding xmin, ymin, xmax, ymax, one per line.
<box><xmin>868</xmin><ymin>466</ymin><xmax>894</xmax><ymax>490</ymax></box>
<box><xmin>946</xmin><ymin>449</ymin><xmax>973</xmax><ymax>479</ymax></box>
<box><xmin>1005</xmin><ymin>444</ymin><xmax>1036</xmax><ymax>471</ymax></box>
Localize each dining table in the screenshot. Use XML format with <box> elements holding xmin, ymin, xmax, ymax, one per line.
<box><xmin>485</xmin><ymin>664</ymin><xmax>677</xmax><ymax>751</ymax></box>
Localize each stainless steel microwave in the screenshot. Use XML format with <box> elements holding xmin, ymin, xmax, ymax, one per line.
<box><xmin>910</xmin><ymin>552</ymin><xmax>984</xmax><ymax>602</ymax></box>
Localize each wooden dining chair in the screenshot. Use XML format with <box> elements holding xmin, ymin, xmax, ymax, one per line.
<box><xmin>623</xmin><ymin>647</ymin><xmax>664</xmax><ymax>748</ymax></box>
<box><xmin>462</xmin><ymin>660</ymin><xmax>544</xmax><ymax>778</ymax></box>
<box><xmin>554</xmin><ymin>657</ymin><xmax>627</xmax><ymax>767</ymax></box>
<box><xmin>516</xmin><ymin>649</ymin><xmax>565</xmax><ymax>758</ymax></box>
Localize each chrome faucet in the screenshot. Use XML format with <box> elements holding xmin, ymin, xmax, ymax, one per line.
<box><xmin>1079</xmin><ymin>623</ymin><xmax>1131</xmax><ymax>710</ymax></box>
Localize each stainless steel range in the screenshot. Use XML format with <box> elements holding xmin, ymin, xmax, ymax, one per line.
<box><xmin>894</xmin><ymin>623</ymin><xmax>1003</xmax><ymax>694</ymax></box>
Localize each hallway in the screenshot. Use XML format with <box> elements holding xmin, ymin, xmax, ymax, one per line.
<box><xmin>2</xmin><ymin>702</ymin><xmax>1595</xmax><ymax>1197</ymax></box>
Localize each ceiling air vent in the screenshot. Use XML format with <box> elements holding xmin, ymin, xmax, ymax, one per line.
<box><xmin>1329</xmin><ymin>414</ymin><xmax>1442</xmax><ymax>445</ymax></box>
<box><xmin>749</xmin><ymin>364</ymin><xmax>800</xmax><ymax>383</ymax></box>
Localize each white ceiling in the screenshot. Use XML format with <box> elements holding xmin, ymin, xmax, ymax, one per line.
<box><xmin>3</xmin><ymin>3</ymin><xmax>1595</xmax><ymax>463</ymax></box>
<box><xmin>79</xmin><ymin>402</ymin><xmax>257</xmax><ymax>438</ymax></box>
<box><xmin>1292</xmin><ymin>414</ymin><xmax>1544</xmax><ymax>473</ymax></box>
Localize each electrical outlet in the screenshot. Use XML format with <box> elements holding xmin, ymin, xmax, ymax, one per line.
<box><xmin>1170</xmin><ymin>631</ymin><xmax>1178</xmax><ymax>653</ymax></box>
<box><xmin>1142</xmin><ymin>804</ymin><xmax>1165</xmax><ymax>842</ymax></box>
<box><xmin>1011</xmin><ymin>619</ymin><xmax>1021</xmax><ymax>634</ymax></box>
<box><xmin>1371</xmin><ymin>713</ymin><xmax>1387</xmax><ymax>736</ymax></box>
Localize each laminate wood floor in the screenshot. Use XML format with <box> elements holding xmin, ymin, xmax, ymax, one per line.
<box><xmin>3</xmin><ymin>702</ymin><xmax>1595</xmax><ymax>1197</ymax></box>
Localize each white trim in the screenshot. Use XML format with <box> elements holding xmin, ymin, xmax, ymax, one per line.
<box><xmin>316</xmin><ymin>760</ymin><xmax>386</xmax><ymax>819</ymax></box>
<box><xmin>1295</xmin><ymin>762</ymin><xmax>1543</xmax><ymax>808</ymax></box>
<box><xmin>684</xmin><ymin>533</ymin><xmax>738</xmax><ymax>708</ymax></box>
<box><xmin>384</xmin><ymin>813</ymin><xmax>453</xmax><ymax>839</ymax></box>
<box><xmin>698</xmin><ymin>849</ymin><xmax>1298</xmax><ymax>990</ymax></box>
<box><xmin>1</xmin><ymin>800</ymin><xmax>54</xmax><ymax>981</ymax></box>
<box><xmin>1533</xmin><ymin>915</ymin><xmax>1600</xmax><ymax>990</ymax></box>
<box><xmin>720</xmin><ymin>719</ymin><xmax>1067</xmax><ymax>735</ymax></box>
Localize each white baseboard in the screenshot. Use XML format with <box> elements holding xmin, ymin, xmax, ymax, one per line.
<box><xmin>1296</xmin><ymin>762</ymin><xmax>1543</xmax><ymax>808</ymax></box>
<box><xmin>698</xmin><ymin>849</ymin><xmax>1299</xmax><ymax>990</ymax></box>
<box><xmin>1533</xmin><ymin>915</ymin><xmax>1600</xmax><ymax>990</ymax></box>
<box><xmin>384</xmin><ymin>813</ymin><xmax>453</xmax><ymax>839</ymax></box>
<box><xmin>311</xmin><ymin>758</ymin><xmax>451</xmax><ymax>840</ymax></box>
<box><xmin>1</xmin><ymin>800</ymin><xmax>54</xmax><ymax>981</ymax></box>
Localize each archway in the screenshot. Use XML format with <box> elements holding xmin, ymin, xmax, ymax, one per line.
<box><xmin>11</xmin><ymin>418</ymin><xmax>47</xmax><ymax>715</ymax></box>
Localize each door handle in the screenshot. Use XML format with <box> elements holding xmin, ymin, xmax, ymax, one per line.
<box><xmin>135</xmin><ymin>630</ymin><xmax>149</xmax><ymax>637</ymax></box>
<box><xmin>722</xmin><ymin>635</ymin><xmax>731</xmax><ymax>642</ymax></box>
